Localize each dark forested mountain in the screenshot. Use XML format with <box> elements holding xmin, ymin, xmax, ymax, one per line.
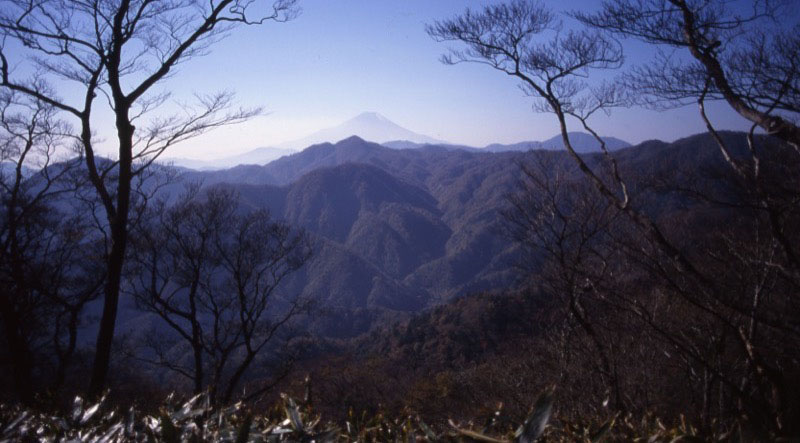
<box><xmin>197</xmin><ymin>139</ymin><xmax>528</xmax><ymax>336</ymax></box>
<box><xmin>167</xmin><ymin>131</ymin><xmax>761</xmax><ymax>338</ymax></box>
<box><xmin>270</xmin><ymin>130</ymin><xmax>798</xmax><ymax>426</ymax></box>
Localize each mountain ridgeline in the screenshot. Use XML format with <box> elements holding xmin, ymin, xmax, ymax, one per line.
<box><xmin>167</xmin><ymin>131</ymin><xmax>763</xmax><ymax>337</ymax></box>
<box><xmin>163</xmin><ymin>112</ymin><xmax>630</xmax><ymax>171</ymax></box>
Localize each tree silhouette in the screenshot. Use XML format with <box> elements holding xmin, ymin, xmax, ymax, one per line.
<box><xmin>128</xmin><ymin>186</ymin><xmax>312</xmax><ymax>404</ymax></box>
<box><xmin>0</xmin><ymin>0</ymin><xmax>298</xmax><ymax>397</ymax></box>
<box><xmin>430</xmin><ymin>0</ymin><xmax>800</xmax><ymax>434</ymax></box>
<box><xmin>0</xmin><ymin>90</ymin><xmax>102</xmax><ymax>404</ymax></box>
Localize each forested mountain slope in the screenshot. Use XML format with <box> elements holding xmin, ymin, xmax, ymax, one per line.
<box><xmin>184</xmin><ymin>131</ymin><xmax>768</xmax><ymax>337</ymax></box>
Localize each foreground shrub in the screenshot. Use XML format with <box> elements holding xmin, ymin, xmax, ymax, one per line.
<box><xmin>0</xmin><ymin>388</ymin><xmax>759</xmax><ymax>441</ymax></box>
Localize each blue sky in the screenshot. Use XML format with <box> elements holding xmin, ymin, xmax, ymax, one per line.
<box><xmin>119</xmin><ymin>0</ymin><xmax>755</xmax><ymax>159</ymax></box>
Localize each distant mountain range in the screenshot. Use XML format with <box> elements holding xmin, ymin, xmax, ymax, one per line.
<box><xmin>163</xmin><ymin>112</ymin><xmax>440</xmax><ymax>170</ymax></box>
<box><xmin>165</xmin><ymin>146</ymin><xmax>296</xmax><ymax>170</ymax></box>
<box><xmin>383</xmin><ymin>132</ymin><xmax>631</xmax><ymax>153</ymax></box>
<box><xmin>163</xmin><ymin>113</ymin><xmax>630</xmax><ymax>170</ymax></box>
<box><xmin>484</xmin><ymin>132</ymin><xmax>631</xmax><ymax>152</ymax></box>
<box><xmin>278</xmin><ymin>112</ymin><xmax>446</xmax><ymax>150</ymax></box>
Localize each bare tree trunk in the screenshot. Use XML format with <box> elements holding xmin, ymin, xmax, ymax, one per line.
<box><xmin>88</xmin><ymin>112</ymin><xmax>133</xmax><ymax>398</ymax></box>
<box><xmin>87</xmin><ymin>230</ymin><xmax>127</xmax><ymax>398</ymax></box>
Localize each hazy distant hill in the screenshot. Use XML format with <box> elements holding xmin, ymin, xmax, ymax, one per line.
<box><xmin>0</xmin><ymin>161</ymin><xmax>35</xmax><ymax>178</ymax></box>
<box><xmin>484</xmin><ymin>132</ymin><xmax>631</xmax><ymax>152</ymax></box>
<box><xmin>164</xmin><ymin>146</ymin><xmax>295</xmax><ymax>170</ymax></box>
<box><xmin>382</xmin><ymin>140</ymin><xmax>479</xmax><ymax>151</ymax></box>
<box><xmin>382</xmin><ymin>132</ymin><xmax>631</xmax><ymax>153</ymax></box>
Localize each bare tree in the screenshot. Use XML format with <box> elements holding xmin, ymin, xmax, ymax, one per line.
<box><xmin>500</xmin><ymin>141</ymin><xmax>800</xmax><ymax>432</ymax></box>
<box><xmin>426</xmin><ymin>1</ymin><xmax>635</xmax><ymax>216</ymax></box>
<box><xmin>574</xmin><ymin>0</ymin><xmax>800</xmax><ymax>276</ymax></box>
<box><xmin>0</xmin><ymin>0</ymin><xmax>298</xmax><ymax>397</ymax></box>
<box><xmin>574</xmin><ymin>0</ymin><xmax>800</xmax><ymax>150</ymax></box>
<box><xmin>430</xmin><ymin>0</ymin><xmax>800</xmax><ymax>435</ymax></box>
<box><xmin>0</xmin><ymin>89</ymin><xmax>102</xmax><ymax>404</ymax></box>
<box><xmin>127</xmin><ymin>186</ymin><xmax>312</xmax><ymax>404</ymax></box>
<box><xmin>574</xmin><ymin>0</ymin><xmax>800</xmax><ymax>431</ymax></box>
<box><xmin>504</xmin><ymin>153</ymin><xmax>629</xmax><ymax>410</ymax></box>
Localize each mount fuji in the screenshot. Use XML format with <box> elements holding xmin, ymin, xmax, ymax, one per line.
<box><xmin>278</xmin><ymin>112</ymin><xmax>446</xmax><ymax>150</ymax></box>
<box><xmin>165</xmin><ymin>112</ymin><xmax>444</xmax><ymax>170</ymax></box>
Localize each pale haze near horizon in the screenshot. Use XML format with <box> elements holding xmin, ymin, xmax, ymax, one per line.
<box><xmin>87</xmin><ymin>0</ymin><xmax>754</xmax><ymax>161</ymax></box>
